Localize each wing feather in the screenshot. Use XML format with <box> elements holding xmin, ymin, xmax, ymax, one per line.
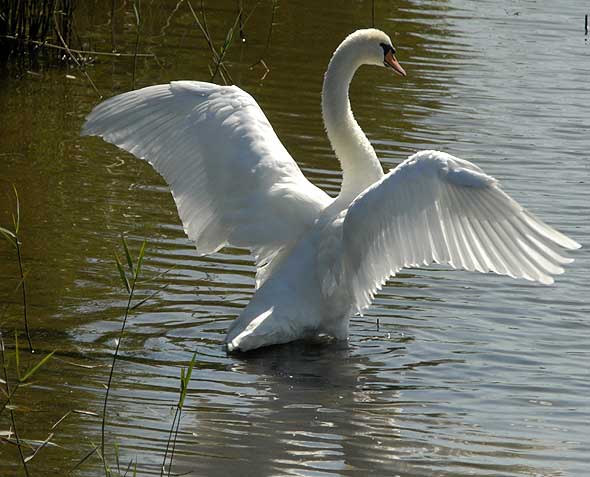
<box><xmin>82</xmin><ymin>81</ymin><xmax>331</xmax><ymax>284</ymax></box>
<box><xmin>341</xmin><ymin>150</ymin><xmax>580</xmax><ymax>311</ymax></box>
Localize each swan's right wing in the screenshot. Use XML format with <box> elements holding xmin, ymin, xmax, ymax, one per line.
<box><xmin>340</xmin><ymin>150</ymin><xmax>580</xmax><ymax>312</ymax></box>
<box><xmin>82</xmin><ymin>81</ymin><xmax>331</xmax><ymax>276</ymax></box>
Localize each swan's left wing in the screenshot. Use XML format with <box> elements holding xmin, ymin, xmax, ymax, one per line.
<box><xmin>341</xmin><ymin>150</ymin><xmax>580</xmax><ymax>312</ymax></box>
<box><xmin>82</xmin><ymin>81</ymin><xmax>331</xmax><ymax>286</ymax></box>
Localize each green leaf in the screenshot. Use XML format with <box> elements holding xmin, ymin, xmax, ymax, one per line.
<box><xmin>115</xmin><ymin>441</ymin><xmax>121</xmax><ymax>475</ymax></box>
<box><xmin>223</xmin><ymin>27</ymin><xmax>234</xmax><ymax>52</ymax></box>
<box><xmin>178</xmin><ymin>352</ymin><xmax>197</xmax><ymax>409</ymax></box>
<box><xmin>11</xmin><ymin>185</ymin><xmax>20</xmax><ymax>234</ymax></box>
<box><xmin>185</xmin><ymin>352</ymin><xmax>197</xmax><ymax>384</ymax></box>
<box><xmin>0</xmin><ymin>226</ymin><xmax>16</xmax><ymax>246</ymax></box>
<box><xmin>130</xmin><ymin>283</ymin><xmax>169</xmax><ymax>311</ymax></box>
<box><xmin>122</xmin><ymin>236</ymin><xmax>134</xmax><ymax>274</ymax></box>
<box><xmin>19</xmin><ymin>351</ymin><xmax>55</xmax><ymax>383</ymax></box>
<box><xmin>69</xmin><ymin>447</ymin><xmax>97</xmax><ymax>473</ymax></box>
<box><xmin>134</xmin><ymin>240</ymin><xmax>147</xmax><ymax>281</ymax></box>
<box><xmin>114</xmin><ymin>252</ymin><xmax>131</xmax><ymax>293</ymax></box>
<box><xmin>133</xmin><ymin>0</ymin><xmax>141</xmax><ymax>27</ymax></box>
<box><xmin>14</xmin><ymin>332</ymin><xmax>20</xmax><ymax>380</ymax></box>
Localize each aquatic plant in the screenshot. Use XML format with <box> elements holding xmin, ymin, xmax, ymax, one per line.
<box><xmin>77</xmin><ymin>236</ymin><xmax>195</xmax><ymax>476</ymax></box>
<box><xmin>100</xmin><ymin>237</ymin><xmax>147</xmax><ymax>463</ymax></box>
<box><xmin>0</xmin><ymin>332</ymin><xmax>55</xmax><ymax>475</ymax></box>
<box><xmin>1</xmin><ymin>186</ymin><xmax>33</xmax><ymax>351</ymax></box>
<box><xmin>161</xmin><ymin>351</ymin><xmax>197</xmax><ymax>477</ymax></box>
<box><xmin>0</xmin><ymin>0</ymin><xmax>74</xmax><ymax>62</ymax></box>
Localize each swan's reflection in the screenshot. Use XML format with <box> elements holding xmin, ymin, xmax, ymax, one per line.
<box><xmin>172</xmin><ymin>337</ymin><xmax>428</xmax><ymax>476</ymax></box>
<box><xmin>170</xmin><ymin>325</ymin><xmax>556</xmax><ymax>477</ymax></box>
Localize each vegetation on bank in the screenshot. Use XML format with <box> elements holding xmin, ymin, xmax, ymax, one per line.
<box><xmin>1</xmin><ymin>0</ymin><xmax>277</xmax><ymax>94</ymax></box>
<box><xmin>0</xmin><ymin>0</ymin><xmax>75</xmax><ymax>62</ymax></box>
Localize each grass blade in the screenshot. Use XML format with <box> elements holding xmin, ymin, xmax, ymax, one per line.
<box><xmin>69</xmin><ymin>447</ymin><xmax>97</xmax><ymax>474</ymax></box>
<box><xmin>19</xmin><ymin>351</ymin><xmax>55</xmax><ymax>383</ymax></box>
<box><xmin>122</xmin><ymin>236</ymin><xmax>134</xmax><ymax>274</ymax></box>
<box><xmin>1</xmin><ymin>333</ymin><xmax>30</xmax><ymax>476</ymax></box>
<box><xmin>0</xmin><ymin>226</ymin><xmax>17</xmax><ymax>246</ymax></box>
<box><xmin>134</xmin><ymin>240</ymin><xmax>147</xmax><ymax>280</ymax></box>
<box><xmin>24</xmin><ymin>432</ymin><xmax>54</xmax><ymax>463</ymax></box>
<box><xmin>115</xmin><ymin>441</ymin><xmax>121</xmax><ymax>475</ymax></box>
<box><xmin>179</xmin><ymin>352</ymin><xmax>197</xmax><ymax>409</ymax></box>
<box><xmin>114</xmin><ymin>252</ymin><xmax>131</xmax><ymax>293</ymax></box>
<box><xmin>161</xmin><ymin>351</ymin><xmax>197</xmax><ymax>476</ymax></box>
<box><xmin>11</xmin><ymin>185</ymin><xmax>20</xmax><ymax>234</ymax></box>
<box><xmin>15</xmin><ymin>332</ymin><xmax>20</xmax><ymax>380</ymax></box>
<box><xmin>130</xmin><ymin>283</ymin><xmax>169</xmax><ymax>311</ymax></box>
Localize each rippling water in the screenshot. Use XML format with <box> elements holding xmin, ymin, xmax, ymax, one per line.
<box><xmin>1</xmin><ymin>0</ymin><xmax>588</xmax><ymax>475</ymax></box>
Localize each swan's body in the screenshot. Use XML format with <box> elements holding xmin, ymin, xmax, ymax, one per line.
<box><xmin>82</xmin><ymin>29</ymin><xmax>580</xmax><ymax>352</ymax></box>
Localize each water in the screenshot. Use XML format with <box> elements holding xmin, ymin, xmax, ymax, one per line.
<box><xmin>1</xmin><ymin>0</ymin><xmax>588</xmax><ymax>475</ymax></box>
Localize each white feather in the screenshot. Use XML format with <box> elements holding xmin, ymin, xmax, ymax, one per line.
<box><xmin>341</xmin><ymin>150</ymin><xmax>580</xmax><ymax>310</ymax></box>
<box><xmin>82</xmin><ymin>81</ymin><xmax>331</xmax><ymax>287</ymax></box>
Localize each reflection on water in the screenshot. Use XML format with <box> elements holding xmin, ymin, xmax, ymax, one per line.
<box><xmin>0</xmin><ymin>0</ymin><xmax>588</xmax><ymax>475</ymax></box>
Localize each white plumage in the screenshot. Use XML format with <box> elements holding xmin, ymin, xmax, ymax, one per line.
<box><xmin>82</xmin><ymin>29</ymin><xmax>580</xmax><ymax>352</ymax></box>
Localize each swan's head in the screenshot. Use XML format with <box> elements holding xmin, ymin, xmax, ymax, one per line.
<box><xmin>339</xmin><ymin>28</ymin><xmax>406</xmax><ymax>77</ymax></box>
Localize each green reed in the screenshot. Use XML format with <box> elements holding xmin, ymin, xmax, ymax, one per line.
<box><xmin>1</xmin><ymin>186</ymin><xmax>57</xmax><ymax>473</ymax></box>
<box><xmin>0</xmin><ymin>332</ymin><xmax>55</xmax><ymax>475</ymax></box>
<box><xmin>0</xmin><ymin>0</ymin><xmax>74</xmax><ymax>62</ymax></box>
<box><xmin>131</xmin><ymin>0</ymin><xmax>141</xmax><ymax>90</ymax></box>
<box><xmin>82</xmin><ymin>236</ymin><xmax>195</xmax><ymax>477</ymax></box>
<box><xmin>187</xmin><ymin>0</ymin><xmax>265</xmax><ymax>84</ymax></box>
<box><xmin>161</xmin><ymin>351</ymin><xmax>197</xmax><ymax>477</ymax></box>
<box><xmin>100</xmin><ymin>237</ymin><xmax>146</xmax><ymax>463</ymax></box>
<box><xmin>1</xmin><ymin>185</ymin><xmax>33</xmax><ymax>352</ymax></box>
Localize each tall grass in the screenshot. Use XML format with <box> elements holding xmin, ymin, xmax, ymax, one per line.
<box><xmin>161</xmin><ymin>352</ymin><xmax>197</xmax><ymax>477</ymax></box>
<box><xmin>130</xmin><ymin>0</ymin><xmax>142</xmax><ymax>89</ymax></box>
<box><xmin>0</xmin><ymin>0</ymin><xmax>156</xmax><ymax>97</ymax></box>
<box><xmin>187</xmin><ymin>0</ymin><xmax>266</xmax><ymax>84</ymax></box>
<box><xmin>0</xmin><ymin>333</ymin><xmax>29</xmax><ymax>476</ymax></box>
<box><xmin>0</xmin><ymin>0</ymin><xmax>74</xmax><ymax>62</ymax></box>
<box><xmin>1</xmin><ymin>186</ymin><xmax>55</xmax><ymax>472</ymax></box>
<box><xmin>79</xmin><ymin>236</ymin><xmax>194</xmax><ymax>476</ymax></box>
<box><xmin>1</xmin><ymin>185</ymin><xmax>33</xmax><ymax>351</ymax></box>
<box><xmin>100</xmin><ymin>236</ymin><xmax>146</xmax><ymax>461</ymax></box>
<box><xmin>0</xmin><ymin>332</ymin><xmax>55</xmax><ymax>475</ymax></box>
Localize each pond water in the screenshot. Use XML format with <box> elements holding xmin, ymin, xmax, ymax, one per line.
<box><xmin>1</xmin><ymin>0</ymin><xmax>589</xmax><ymax>475</ymax></box>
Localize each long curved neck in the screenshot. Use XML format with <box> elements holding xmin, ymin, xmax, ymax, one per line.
<box><xmin>322</xmin><ymin>45</ymin><xmax>384</xmax><ymax>203</ymax></box>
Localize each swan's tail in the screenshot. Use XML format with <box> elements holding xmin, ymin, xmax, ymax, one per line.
<box><xmin>226</xmin><ymin>307</ymin><xmax>277</xmax><ymax>352</ymax></box>
<box><xmin>225</xmin><ymin>291</ymin><xmax>319</xmax><ymax>353</ymax></box>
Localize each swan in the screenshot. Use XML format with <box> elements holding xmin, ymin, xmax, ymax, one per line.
<box><xmin>82</xmin><ymin>29</ymin><xmax>580</xmax><ymax>352</ymax></box>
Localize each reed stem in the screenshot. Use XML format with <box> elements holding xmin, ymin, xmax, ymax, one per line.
<box><xmin>100</xmin><ymin>239</ymin><xmax>146</xmax><ymax>460</ymax></box>
<box><xmin>0</xmin><ymin>333</ymin><xmax>30</xmax><ymax>477</ymax></box>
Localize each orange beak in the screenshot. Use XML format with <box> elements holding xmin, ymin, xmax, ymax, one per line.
<box><xmin>384</xmin><ymin>49</ymin><xmax>406</xmax><ymax>77</ymax></box>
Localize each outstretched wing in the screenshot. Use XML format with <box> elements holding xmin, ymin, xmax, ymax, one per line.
<box><xmin>341</xmin><ymin>150</ymin><xmax>580</xmax><ymax>311</ymax></box>
<box><xmin>82</xmin><ymin>81</ymin><xmax>331</xmax><ymax>280</ymax></box>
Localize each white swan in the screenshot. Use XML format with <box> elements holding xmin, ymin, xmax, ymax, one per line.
<box><xmin>82</xmin><ymin>29</ymin><xmax>580</xmax><ymax>352</ymax></box>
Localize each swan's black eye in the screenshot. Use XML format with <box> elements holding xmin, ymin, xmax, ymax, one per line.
<box><xmin>379</xmin><ymin>42</ymin><xmax>396</xmax><ymax>57</ymax></box>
